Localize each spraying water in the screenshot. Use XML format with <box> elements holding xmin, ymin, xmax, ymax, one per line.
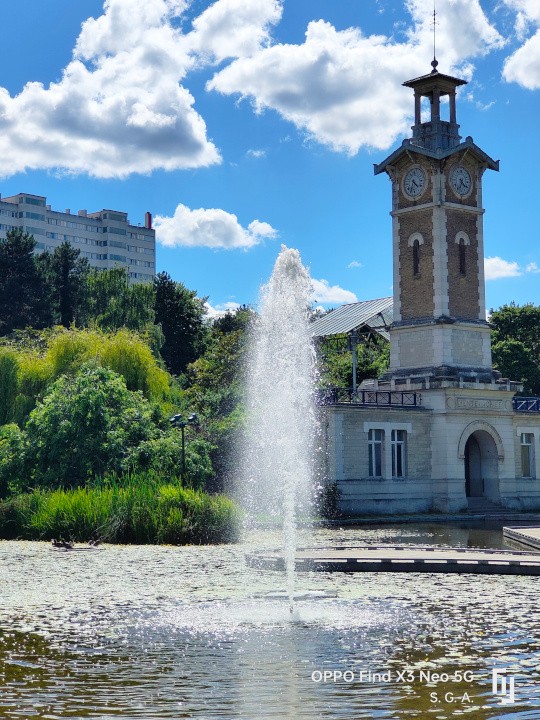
<box><xmin>242</xmin><ymin>246</ymin><xmax>316</xmax><ymax>614</ymax></box>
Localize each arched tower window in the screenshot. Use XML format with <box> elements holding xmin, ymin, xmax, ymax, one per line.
<box><xmin>455</xmin><ymin>232</ymin><xmax>470</xmax><ymax>277</ymax></box>
<box><xmin>408</xmin><ymin>233</ymin><xmax>424</xmax><ymax>277</ymax></box>
<box><xmin>413</xmin><ymin>240</ymin><xmax>420</xmax><ymax>276</ymax></box>
<box><xmin>459</xmin><ymin>239</ymin><xmax>466</xmax><ymax>275</ymax></box>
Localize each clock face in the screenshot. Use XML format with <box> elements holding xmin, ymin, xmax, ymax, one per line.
<box><xmin>403</xmin><ymin>167</ymin><xmax>426</xmax><ymax>199</ymax></box>
<box><xmin>450</xmin><ymin>166</ymin><xmax>472</xmax><ymax>197</ymax></box>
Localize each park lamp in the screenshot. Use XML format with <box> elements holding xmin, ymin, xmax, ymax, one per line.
<box><xmin>169</xmin><ymin>412</ymin><xmax>200</xmax><ymax>480</ymax></box>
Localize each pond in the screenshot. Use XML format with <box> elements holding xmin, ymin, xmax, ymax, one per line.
<box><xmin>1</xmin><ymin>522</ymin><xmax>539</xmax><ymax>719</ymax></box>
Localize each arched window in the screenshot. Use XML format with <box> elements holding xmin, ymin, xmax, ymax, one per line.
<box><xmin>413</xmin><ymin>239</ymin><xmax>420</xmax><ymax>276</ymax></box>
<box><xmin>408</xmin><ymin>233</ymin><xmax>424</xmax><ymax>277</ymax></box>
<box><xmin>455</xmin><ymin>232</ymin><xmax>470</xmax><ymax>277</ymax></box>
<box><xmin>459</xmin><ymin>238</ymin><xmax>466</xmax><ymax>275</ymax></box>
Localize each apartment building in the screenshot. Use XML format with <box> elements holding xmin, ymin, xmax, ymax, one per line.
<box><xmin>0</xmin><ymin>192</ymin><xmax>155</xmax><ymax>283</ymax></box>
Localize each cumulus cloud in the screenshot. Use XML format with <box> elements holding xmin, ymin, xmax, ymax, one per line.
<box><xmin>484</xmin><ymin>256</ymin><xmax>522</xmax><ymax>280</ymax></box>
<box><xmin>347</xmin><ymin>260</ymin><xmax>363</xmax><ymax>268</ymax></box>
<box><xmin>0</xmin><ymin>0</ymin><xmax>222</xmax><ymax>178</ymax></box>
<box><xmin>0</xmin><ymin>0</ymin><xmax>283</xmax><ymax>178</ymax></box>
<box><xmin>502</xmin><ymin>0</ymin><xmax>540</xmax><ymax>89</ymax></box>
<box><xmin>204</xmin><ymin>300</ymin><xmax>241</xmax><ymax>319</ymax></box>
<box><xmin>154</xmin><ymin>203</ymin><xmax>277</xmax><ymax>249</ymax></box>
<box><xmin>484</xmin><ymin>257</ymin><xmax>540</xmax><ymax>279</ymax></box>
<box><xmin>208</xmin><ymin>0</ymin><xmax>503</xmax><ymax>154</ymax></box>
<box><xmin>188</xmin><ymin>0</ymin><xmax>283</xmax><ymax>64</ymax></box>
<box><xmin>311</xmin><ymin>278</ymin><xmax>358</xmax><ymax>304</ymax></box>
<box><xmin>504</xmin><ymin>31</ymin><xmax>540</xmax><ymax>89</ymax></box>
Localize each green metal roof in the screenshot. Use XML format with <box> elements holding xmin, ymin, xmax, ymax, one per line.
<box><xmin>310</xmin><ymin>297</ymin><xmax>393</xmax><ymax>340</ymax></box>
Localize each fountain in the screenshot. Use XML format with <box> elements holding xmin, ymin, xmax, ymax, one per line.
<box><xmin>2</xmin><ymin>256</ymin><xmax>539</xmax><ymax>718</ymax></box>
<box><xmin>241</xmin><ymin>245</ymin><xmax>317</xmax><ymax>613</ymax></box>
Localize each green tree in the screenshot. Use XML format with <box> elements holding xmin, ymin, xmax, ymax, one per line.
<box><xmin>183</xmin><ymin>307</ymin><xmax>253</xmax><ymax>490</ymax></box>
<box><xmin>154</xmin><ymin>272</ymin><xmax>208</xmax><ymax>376</ymax></box>
<box><xmin>45</xmin><ymin>328</ymin><xmax>170</xmax><ymax>400</ymax></box>
<box><xmin>85</xmin><ymin>267</ymin><xmax>155</xmax><ymax>332</ymax></box>
<box><xmin>491</xmin><ymin>303</ymin><xmax>540</xmax><ymax>395</ymax></box>
<box><xmin>0</xmin><ymin>229</ymin><xmax>51</xmax><ymax>334</ymax></box>
<box><xmin>126</xmin><ymin>433</ymin><xmax>214</xmax><ymax>488</ymax></box>
<box><xmin>0</xmin><ymin>424</ymin><xmax>26</xmax><ymax>498</ymax></box>
<box><xmin>0</xmin><ymin>349</ymin><xmax>19</xmax><ymax>425</ymax></box>
<box><xmin>37</xmin><ymin>242</ymin><xmax>89</xmax><ymax>327</ymax></box>
<box><xmin>316</xmin><ymin>335</ymin><xmax>389</xmax><ymax>389</ymax></box>
<box><xmin>23</xmin><ymin>363</ymin><xmax>159</xmax><ymax>489</ymax></box>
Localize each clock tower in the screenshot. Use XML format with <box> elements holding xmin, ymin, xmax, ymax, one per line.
<box><xmin>321</xmin><ymin>58</ymin><xmax>540</xmax><ymax>517</ymax></box>
<box><xmin>375</xmin><ymin>62</ymin><xmax>499</xmax><ymax>385</ymax></box>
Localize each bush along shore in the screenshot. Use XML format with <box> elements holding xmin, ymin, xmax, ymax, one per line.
<box><xmin>0</xmin><ymin>473</ymin><xmax>241</xmax><ymax>545</ymax></box>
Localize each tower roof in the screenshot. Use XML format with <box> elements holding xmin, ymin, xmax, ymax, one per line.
<box><xmin>403</xmin><ymin>69</ymin><xmax>467</xmax><ymax>94</ymax></box>
<box><xmin>374</xmin><ymin>136</ymin><xmax>499</xmax><ymax>175</ymax></box>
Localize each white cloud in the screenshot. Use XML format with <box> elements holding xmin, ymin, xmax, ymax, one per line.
<box><xmin>484</xmin><ymin>256</ymin><xmax>522</xmax><ymax>280</ymax></box>
<box><xmin>188</xmin><ymin>0</ymin><xmax>283</xmax><ymax>64</ymax></box>
<box><xmin>502</xmin><ymin>0</ymin><xmax>540</xmax><ymax>89</ymax></box>
<box><xmin>347</xmin><ymin>260</ymin><xmax>362</xmax><ymax>268</ymax></box>
<box><xmin>484</xmin><ymin>257</ymin><xmax>540</xmax><ymax>279</ymax></box>
<box><xmin>0</xmin><ymin>0</ymin><xmax>221</xmax><ymax>178</ymax></box>
<box><xmin>311</xmin><ymin>278</ymin><xmax>358</xmax><ymax>304</ymax></box>
<box><xmin>154</xmin><ymin>203</ymin><xmax>277</xmax><ymax>249</ymax></box>
<box><xmin>247</xmin><ymin>219</ymin><xmax>277</xmax><ymax>238</ymax></box>
<box><xmin>0</xmin><ymin>0</ymin><xmax>509</xmax><ymax>176</ymax></box>
<box><xmin>503</xmin><ymin>30</ymin><xmax>540</xmax><ymax>89</ymax></box>
<box><xmin>208</xmin><ymin>0</ymin><xmax>503</xmax><ymax>154</ymax></box>
<box><xmin>247</xmin><ymin>148</ymin><xmax>267</xmax><ymax>158</ymax></box>
<box><xmin>204</xmin><ymin>300</ymin><xmax>241</xmax><ymax>319</ymax></box>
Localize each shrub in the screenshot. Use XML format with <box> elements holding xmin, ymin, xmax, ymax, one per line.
<box><xmin>0</xmin><ymin>424</ymin><xmax>26</xmax><ymax>498</ymax></box>
<box><xmin>0</xmin><ymin>474</ymin><xmax>241</xmax><ymax>545</ymax></box>
<box><xmin>24</xmin><ymin>363</ymin><xmax>159</xmax><ymax>489</ymax></box>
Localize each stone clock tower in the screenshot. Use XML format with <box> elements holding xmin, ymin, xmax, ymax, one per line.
<box><xmin>321</xmin><ymin>60</ymin><xmax>540</xmax><ymax>516</ymax></box>
<box><xmin>375</xmin><ymin>62</ymin><xmax>499</xmax><ymax>384</ymax></box>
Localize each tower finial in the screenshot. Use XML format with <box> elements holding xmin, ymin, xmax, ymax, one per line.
<box><xmin>431</xmin><ymin>1</ymin><xmax>438</xmax><ymax>72</ymax></box>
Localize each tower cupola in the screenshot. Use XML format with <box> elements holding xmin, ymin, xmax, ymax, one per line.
<box><xmin>403</xmin><ymin>66</ymin><xmax>467</xmax><ymax>151</ymax></box>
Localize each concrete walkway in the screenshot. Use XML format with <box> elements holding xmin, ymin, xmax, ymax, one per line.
<box><xmin>504</xmin><ymin>526</ymin><xmax>540</xmax><ymax>552</ymax></box>
<box><xmin>246</xmin><ymin>544</ymin><xmax>540</xmax><ymax>575</ymax></box>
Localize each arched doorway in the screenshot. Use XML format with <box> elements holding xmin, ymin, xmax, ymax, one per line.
<box><xmin>463</xmin><ymin>429</ymin><xmax>500</xmax><ymax>502</ymax></box>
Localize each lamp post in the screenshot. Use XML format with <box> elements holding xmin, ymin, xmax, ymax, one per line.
<box><xmin>169</xmin><ymin>413</ymin><xmax>199</xmax><ymax>480</ymax></box>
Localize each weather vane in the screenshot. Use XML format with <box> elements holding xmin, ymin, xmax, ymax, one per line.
<box><xmin>431</xmin><ymin>0</ymin><xmax>438</xmax><ymax>71</ymax></box>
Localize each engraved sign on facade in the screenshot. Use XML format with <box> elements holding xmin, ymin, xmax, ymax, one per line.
<box><xmin>456</xmin><ymin>397</ymin><xmax>504</xmax><ymax>410</ymax></box>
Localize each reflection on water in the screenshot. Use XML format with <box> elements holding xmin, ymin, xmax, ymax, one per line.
<box><xmin>1</xmin><ymin>524</ymin><xmax>540</xmax><ymax>719</ymax></box>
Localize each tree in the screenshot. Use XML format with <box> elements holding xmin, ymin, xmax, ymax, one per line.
<box><xmin>85</xmin><ymin>267</ymin><xmax>155</xmax><ymax>332</ymax></box>
<box><xmin>23</xmin><ymin>363</ymin><xmax>159</xmax><ymax>489</ymax></box>
<box><xmin>37</xmin><ymin>242</ymin><xmax>89</xmax><ymax>327</ymax></box>
<box><xmin>491</xmin><ymin>303</ymin><xmax>540</xmax><ymax>394</ymax></box>
<box><xmin>0</xmin><ymin>424</ymin><xmax>25</xmax><ymax>498</ymax></box>
<box><xmin>183</xmin><ymin>306</ymin><xmax>253</xmax><ymax>490</ymax></box>
<box><xmin>154</xmin><ymin>272</ymin><xmax>208</xmax><ymax>376</ymax></box>
<box><xmin>0</xmin><ymin>229</ymin><xmax>51</xmax><ymax>334</ymax></box>
<box><xmin>45</xmin><ymin>328</ymin><xmax>170</xmax><ymax>400</ymax></box>
<box><xmin>316</xmin><ymin>335</ymin><xmax>389</xmax><ymax>389</ymax></box>
<box><xmin>0</xmin><ymin>349</ymin><xmax>19</xmax><ymax>425</ymax></box>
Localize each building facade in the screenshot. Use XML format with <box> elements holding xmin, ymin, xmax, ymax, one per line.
<box><xmin>323</xmin><ymin>62</ymin><xmax>540</xmax><ymax>515</ymax></box>
<box><xmin>0</xmin><ymin>192</ymin><xmax>155</xmax><ymax>282</ymax></box>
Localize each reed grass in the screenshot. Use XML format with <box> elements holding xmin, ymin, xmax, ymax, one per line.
<box><xmin>0</xmin><ymin>472</ymin><xmax>241</xmax><ymax>544</ymax></box>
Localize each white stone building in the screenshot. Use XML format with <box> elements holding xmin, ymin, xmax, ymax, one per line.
<box><xmin>0</xmin><ymin>192</ymin><xmax>155</xmax><ymax>282</ymax></box>
<box><xmin>319</xmin><ymin>62</ymin><xmax>540</xmax><ymax>515</ymax></box>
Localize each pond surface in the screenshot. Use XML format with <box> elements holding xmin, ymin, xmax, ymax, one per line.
<box><xmin>1</xmin><ymin>522</ymin><xmax>540</xmax><ymax>719</ymax></box>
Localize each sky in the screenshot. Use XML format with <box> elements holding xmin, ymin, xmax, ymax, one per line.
<box><xmin>0</xmin><ymin>0</ymin><xmax>539</xmax><ymax>316</ymax></box>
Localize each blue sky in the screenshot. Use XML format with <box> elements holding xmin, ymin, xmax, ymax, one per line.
<box><xmin>0</xmin><ymin>0</ymin><xmax>539</xmax><ymax>316</ymax></box>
